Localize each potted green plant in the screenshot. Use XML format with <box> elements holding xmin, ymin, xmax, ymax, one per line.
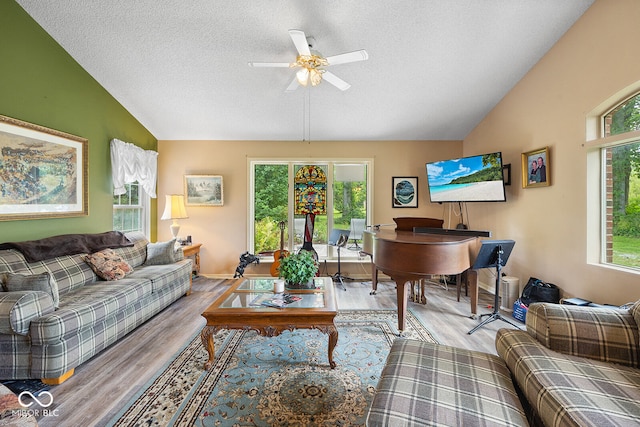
<box><xmin>277</xmin><ymin>250</ymin><xmax>319</xmax><ymax>289</ymax></box>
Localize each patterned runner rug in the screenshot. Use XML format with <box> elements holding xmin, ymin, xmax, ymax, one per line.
<box><xmin>108</xmin><ymin>309</ymin><xmax>438</xmax><ymax>427</ymax></box>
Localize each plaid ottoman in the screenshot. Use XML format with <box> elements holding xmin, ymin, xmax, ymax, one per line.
<box><xmin>367</xmin><ymin>339</ymin><xmax>528</xmax><ymax>426</ymax></box>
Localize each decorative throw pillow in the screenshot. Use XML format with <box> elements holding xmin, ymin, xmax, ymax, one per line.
<box><xmin>2</xmin><ymin>271</ymin><xmax>60</xmax><ymax>308</ymax></box>
<box><xmin>144</xmin><ymin>239</ymin><xmax>178</xmax><ymax>265</ymax></box>
<box><xmin>84</xmin><ymin>248</ymin><xmax>133</xmax><ymax>281</ymax></box>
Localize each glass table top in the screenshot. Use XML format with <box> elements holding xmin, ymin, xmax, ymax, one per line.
<box><xmin>217</xmin><ymin>277</ymin><xmax>332</xmax><ymax>309</ymax></box>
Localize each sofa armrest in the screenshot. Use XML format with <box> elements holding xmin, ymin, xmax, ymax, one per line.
<box><xmin>0</xmin><ymin>291</ymin><xmax>55</xmax><ymax>336</ymax></box>
<box><xmin>526</xmin><ymin>302</ymin><xmax>640</xmax><ymax>368</ymax></box>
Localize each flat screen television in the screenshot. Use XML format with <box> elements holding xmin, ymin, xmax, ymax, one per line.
<box><xmin>426</xmin><ymin>152</ymin><xmax>506</xmax><ymax>203</ymax></box>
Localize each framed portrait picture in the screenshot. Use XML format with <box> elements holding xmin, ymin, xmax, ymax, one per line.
<box><xmin>392</xmin><ymin>176</ymin><xmax>418</xmax><ymax>208</ymax></box>
<box><xmin>521</xmin><ymin>147</ymin><xmax>550</xmax><ymax>188</ymax></box>
<box><xmin>0</xmin><ymin>115</ymin><xmax>88</xmax><ymax>221</ymax></box>
<box><xmin>184</xmin><ymin>175</ymin><xmax>224</xmax><ymax>206</ymax></box>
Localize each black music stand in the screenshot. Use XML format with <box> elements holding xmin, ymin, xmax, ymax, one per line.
<box><xmin>468</xmin><ymin>239</ymin><xmax>521</xmax><ymax>335</ymax></box>
<box><xmin>329</xmin><ymin>229</ymin><xmax>350</xmax><ymax>291</ymax></box>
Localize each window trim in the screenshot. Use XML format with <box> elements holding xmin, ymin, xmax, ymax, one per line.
<box><xmin>585</xmin><ymin>83</ymin><xmax>640</xmax><ymax>274</ymax></box>
<box><xmin>248</xmin><ymin>157</ymin><xmax>374</xmax><ymax>259</ymax></box>
<box><xmin>113</xmin><ymin>182</ymin><xmax>151</xmax><ymax>238</ymax></box>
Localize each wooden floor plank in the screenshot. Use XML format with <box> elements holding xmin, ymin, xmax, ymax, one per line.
<box><xmin>35</xmin><ymin>276</ymin><xmax>522</xmax><ymax>427</ymax></box>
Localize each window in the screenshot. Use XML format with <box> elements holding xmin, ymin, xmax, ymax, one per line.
<box><xmin>598</xmin><ymin>92</ymin><xmax>640</xmax><ymax>270</ymax></box>
<box><xmin>250</xmin><ymin>159</ymin><xmax>372</xmax><ymax>260</ymax></box>
<box><xmin>113</xmin><ymin>182</ymin><xmax>150</xmax><ymax>236</ymax></box>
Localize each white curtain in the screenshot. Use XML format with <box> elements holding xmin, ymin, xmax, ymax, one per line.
<box><xmin>110</xmin><ymin>138</ymin><xmax>158</xmax><ymax>198</ymax></box>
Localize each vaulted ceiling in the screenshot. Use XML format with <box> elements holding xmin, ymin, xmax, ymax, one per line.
<box><xmin>16</xmin><ymin>0</ymin><xmax>594</xmax><ymax>141</ymax></box>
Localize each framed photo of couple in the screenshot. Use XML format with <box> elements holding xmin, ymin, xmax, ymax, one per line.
<box><xmin>522</xmin><ymin>147</ymin><xmax>550</xmax><ymax>188</ymax></box>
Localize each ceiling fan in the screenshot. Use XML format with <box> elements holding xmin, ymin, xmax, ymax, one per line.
<box><xmin>248</xmin><ymin>29</ymin><xmax>369</xmax><ymax>92</ymax></box>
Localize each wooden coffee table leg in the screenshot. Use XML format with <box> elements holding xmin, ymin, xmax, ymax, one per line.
<box><xmin>200</xmin><ymin>326</ymin><xmax>216</xmax><ymax>370</ymax></box>
<box><xmin>327</xmin><ymin>325</ymin><xmax>338</xmax><ymax>369</ymax></box>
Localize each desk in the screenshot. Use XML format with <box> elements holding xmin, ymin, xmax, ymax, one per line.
<box><xmin>182</xmin><ymin>243</ymin><xmax>202</xmax><ymax>277</ymax></box>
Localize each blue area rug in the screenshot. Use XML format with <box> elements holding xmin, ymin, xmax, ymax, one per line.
<box><xmin>109</xmin><ymin>309</ymin><xmax>437</xmax><ymax>426</ymax></box>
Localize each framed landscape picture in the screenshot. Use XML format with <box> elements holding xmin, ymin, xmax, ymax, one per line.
<box><xmin>522</xmin><ymin>147</ymin><xmax>550</xmax><ymax>188</ymax></box>
<box><xmin>0</xmin><ymin>115</ymin><xmax>88</xmax><ymax>221</ymax></box>
<box><xmin>392</xmin><ymin>176</ymin><xmax>418</xmax><ymax>208</ymax></box>
<box><xmin>184</xmin><ymin>175</ymin><xmax>224</xmax><ymax>206</ymax></box>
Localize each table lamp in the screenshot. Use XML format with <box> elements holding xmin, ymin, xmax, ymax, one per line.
<box><xmin>161</xmin><ymin>194</ymin><xmax>188</xmax><ymax>239</ymax></box>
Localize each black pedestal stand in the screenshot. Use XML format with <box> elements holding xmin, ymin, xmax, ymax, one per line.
<box><xmin>468</xmin><ymin>240</ymin><xmax>521</xmax><ymax>335</ymax></box>
<box><xmin>329</xmin><ymin>230</ymin><xmax>350</xmax><ymax>291</ymax></box>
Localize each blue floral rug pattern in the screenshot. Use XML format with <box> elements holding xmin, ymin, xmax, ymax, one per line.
<box><xmin>109</xmin><ymin>309</ymin><xmax>437</xmax><ymax>427</ymax></box>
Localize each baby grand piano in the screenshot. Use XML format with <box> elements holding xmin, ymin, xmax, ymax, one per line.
<box><xmin>362</xmin><ymin>218</ymin><xmax>486</xmax><ymax>333</ymax></box>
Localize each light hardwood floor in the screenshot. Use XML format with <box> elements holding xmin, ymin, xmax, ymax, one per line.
<box><xmin>36</xmin><ymin>276</ymin><xmax>523</xmax><ymax>427</ymax></box>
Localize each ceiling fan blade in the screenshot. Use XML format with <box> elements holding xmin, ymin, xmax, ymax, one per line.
<box><xmin>322</xmin><ymin>71</ymin><xmax>351</xmax><ymax>91</ymax></box>
<box><xmin>248</xmin><ymin>62</ymin><xmax>291</xmax><ymax>68</ymax></box>
<box><xmin>289</xmin><ymin>29</ymin><xmax>311</xmax><ymax>56</ymax></box>
<box><xmin>285</xmin><ymin>76</ymin><xmax>300</xmax><ymax>92</ymax></box>
<box><xmin>325</xmin><ymin>50</ymin><xmax>369</xmax><ymax>66</ymax></box>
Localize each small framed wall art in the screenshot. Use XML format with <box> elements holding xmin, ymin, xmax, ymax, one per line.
<box><xmin>521</xmin><ymin>147</ymin><xmax>550</xmax><ymax>188</ymax></box>
<box><xmin>184</xmin><ymin>175</ymin><xmax>224</xmax><ymax>206</ymax></box>
<box><xmin>392</xmin><ymin>176</ymin><xmax>418</xmax><ymax>208</ymax></box>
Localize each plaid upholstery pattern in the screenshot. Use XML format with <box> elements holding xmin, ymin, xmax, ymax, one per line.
<box><xmin>0</xmin><ymin>291</ymin><xmax>55</xmax><ymax>335</ymax></box>
<box><xmin>127</xmin><ymin>259</ymin><xmax>192</xmax><ymax>292</ymax></box>
<box><xmin>30</xmin><ymin>280</ymin><xmax>190</xmax><ymax>379</ymax></box>
<box><xmin>0</xmin><ymin>250</ymin><xmax>30</xmax><ymax>274</ymax></box>
<box><xmin>114</xmin><ymin>232</ymin><xmax>149</xmax><ymax>268</ymax></box>
<box><xmin>367</xmin><ymin>339</ymin><xmax>528</xmax><ymax>426</ymax></box>
<box><xmin>0</xmin><ymin>334</ymin><xmax>33</xmax><ymax>385</ymax></box>
<box><xmin>26</xmin><ymin>253</ymin><xmax>98</xmax><ymax>295</ymax></box>
<box><xmin>0</xmin><ymin>231</ymin><xmax>191</xmax><ymax>380</ymax></box>
<box><xmin>497</xmin><ymin>328</ymin><xmax>640</xmax><ymax>427</ymax></box>
<box><xmin>30</xmin><ymin>279</ymin><xmax>154</xmax><ymax>344</ymax></box>
<box><xmin>526</xmin><ymin>302</ymin><xmax>640</xmax><ymax>368</ymax></box>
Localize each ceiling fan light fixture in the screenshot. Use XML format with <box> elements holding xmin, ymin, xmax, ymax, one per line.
<box><xmin>296</xmin><ymin>68</ymin><xmax>310</xmax><ymax>86</ymax></box>
<box><xmin>309</xmin><ymin>68</ymin><xmax>323</xmax><ymax>86</ymax></box>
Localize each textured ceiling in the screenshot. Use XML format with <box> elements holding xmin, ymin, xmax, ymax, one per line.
<box><xmin>16</xmin><ymin>0</ymin><xmax>594</xmax><ymax>141</ymax></box>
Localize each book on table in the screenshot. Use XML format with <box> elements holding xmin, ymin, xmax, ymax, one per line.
<box><xmin>249</xmin><ymin>293</ymin><xmax>302</xmax><ymax>308</ymax></box>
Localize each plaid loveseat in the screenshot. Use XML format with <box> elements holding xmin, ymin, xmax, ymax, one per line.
<box><xmin>0</xmin><ymin>232</ymin><xmax>192</xmax><ymax>384</ymax></box>
<box><xmin>496</xmin><ymin>301</ymin><xmax>640</xmax><ymax>426</ymax></box>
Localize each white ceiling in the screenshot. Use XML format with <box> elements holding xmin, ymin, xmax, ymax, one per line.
<box><xmin>16</xmin><ymin>0</ymin><xmax>594</xmax><ymax>141</ymax></box>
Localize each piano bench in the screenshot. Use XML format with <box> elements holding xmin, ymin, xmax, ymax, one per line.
<box><xmin>367</xmin><ymin>339</ymin><xmax>528</xmax><ymax>426</ymax></box>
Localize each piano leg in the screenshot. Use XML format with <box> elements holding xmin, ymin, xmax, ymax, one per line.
<box><xmin>369</xmin><ymin>265</ymin><xmax>379</xmax><ymax>295</ymax></box>
<box><xmin>394</xmin><ymin>277</ymin><xmax>410</xmax><ymax>335</ymax></box>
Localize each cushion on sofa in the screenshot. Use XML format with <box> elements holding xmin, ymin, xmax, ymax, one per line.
<box><xmin>0</xmin><ymin>250</ymin><xmax>30</xmax><ymax>275</ymax></box>
<box><xmin>526</xmin><ymin>302</ymin><xmax>640</xmax><ymax>368</ymax></box>
<box><xmin>144</xmin><ymin>239</ymin><xmax>178</xmax><ymax>265</ymax></box>
<box><xmin>2</xmin><ymin>272</ymin><xmax>59</xmax><ymax>308</ymax></box>
<box><xmin>113</xmin><ymin>232</ymin><xmax>149</xmax><ymax>268</ymax></box>
<box><xmin>127</xmin><ymin>259</ymin><xmax>192</xmax><ymax>293</ymax></box>
<box><xmin>368</xmin><ymin>339</ymin><xmax>528</xmax><ymax>426</ymax></box>
<box><xmin>26</xmin><ymin>253</ymin><xmax>98</xmax><ymax>295</ymax></box>
<box><xmin>497</xmin><ymin>328</ymin><xmax>640</xmax><ymax>427</ymax></box>
<box><xmin>84</xmin><ymin>249</ymin><xmax>133</xmax><ymax>281</ymax></box>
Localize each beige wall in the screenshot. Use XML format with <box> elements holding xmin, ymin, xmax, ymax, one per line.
<box><xmin>463</xmin><ymin>0</ymin><xmax>640</xmax><ymax>305</ymax></box>
<box><xmin>158</xmin><ymin>140</ymin><xmax>461</xmax><ymax>276</ymax></box>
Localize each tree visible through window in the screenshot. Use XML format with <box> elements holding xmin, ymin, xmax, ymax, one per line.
<box><xmin>251</xmin><ymin>160</ymin><xmax>370</xmax><ymax>260</ymax></box>
<box><xmin>603</xmin><ymin>93</ymin><xmax>640</xmax><ymax>269</ymax></box>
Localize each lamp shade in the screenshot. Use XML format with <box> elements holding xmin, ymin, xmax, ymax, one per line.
<box><xmin>161</xmin><ymin>195</ymin><xmax>188</xmax><ymax>220</ymax></box>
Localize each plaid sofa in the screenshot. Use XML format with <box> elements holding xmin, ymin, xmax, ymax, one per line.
<box><xmin>0</xmin><ymin>232</ymin><xmax>192</xmax><ymax>383</ymax></box>
<box><xmin>496</xmin><ymin>301</ymin><xmax>640</xmax><ymax>427</ymax></box>
<box><xmin>368</xmin><ymin>302</ymin><xmax>640</xmax><ymax>426</ymax></box>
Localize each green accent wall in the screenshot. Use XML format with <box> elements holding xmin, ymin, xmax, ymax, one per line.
<box><xmin>0</xmin><ymin>1</ymin><xmax>157</xmax><ymax>242</ymax></box>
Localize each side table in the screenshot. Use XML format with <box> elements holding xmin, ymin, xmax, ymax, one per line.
<box><xmin>182</xmin><ymin>243</ymin><xmax>202</xmax><ymax>278</ymax></box>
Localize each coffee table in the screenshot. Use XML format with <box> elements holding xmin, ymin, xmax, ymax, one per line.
<box><xmin>200</xmin><ymin>276</ymin><xmax>338</xmax><ymax>370</ymax></box>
